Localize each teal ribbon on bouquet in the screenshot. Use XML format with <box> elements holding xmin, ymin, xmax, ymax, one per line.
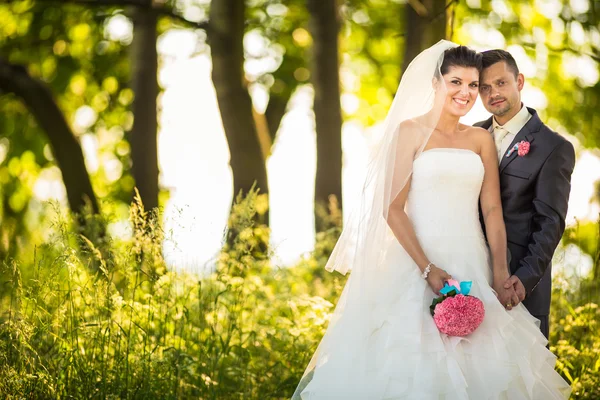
<box><xmin>440</xmin><ymin>279</ymin><xmax>472</xmax><ymax>296</ymax></box>
<box><xmin>430</xmin><ymin>279</ymin><xmax>474</xmax><ymax>316</ymax></box>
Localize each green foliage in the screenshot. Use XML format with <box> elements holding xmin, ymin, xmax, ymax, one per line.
<box><xmin>563</xmin><ymin>220</ymin><xmax>599</xmax><ymax>261</ymax></box>
<box><xmin>551</xmin><ymin>277</ymin><xmax>600</xmax><ymax>400</ymax></box>
<box><xmin>220</xmin><ymin>189</ymin><xmax>271</xmax><ymax>275</ymax></box>
<box><xmin>246</xmin><ymin>0</ymin><xmax>309</xmax><ymax>109</ymax></box>
<box><xmin>563</xmin><ymin>218</ymin><xmax>600</xmax><ymax>279</ymax></box>
<box><xmin>4</xmin><ymin>191</ymin><xmax>600</xmax><ymax>399</ymax></box>
<box><xmin>0</xmin><ymin>0</ymin><xmax>133</xmax><ymax>258</ymax></box>
<box><xmin>0</xmin><ymin>0</ymin><xmax>310</xmax><ymax>260</ymax></box>
<box><xmin>338</xmin><ymin>0</ymin><xmax>405</xmax><ymax>125</ymax></box>
<box><xmin>0</xmin><ymin>191</ymin><xmax>345</xmax><ymax>399</ymax></box>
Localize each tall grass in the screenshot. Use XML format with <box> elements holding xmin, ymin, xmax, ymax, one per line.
<box><xmin>0</xmin><ymin>192</ymin><xmax>598</xmax><ymax>399</ymax></box>
<box><xmin>0</xmin><ymin>192</ymin><xmax>344</xmax><ymax>399</ymax></box>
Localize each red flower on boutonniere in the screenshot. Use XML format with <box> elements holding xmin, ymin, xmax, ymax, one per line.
<box><xmin>506</xmin><ymin>140</ymin><xmax>531</xmax><ymax>158</ymax></box>
<box><xmin>517</xmin><ymin>141</ymin><xmax>531</xmax><ymax>156</ymax></box>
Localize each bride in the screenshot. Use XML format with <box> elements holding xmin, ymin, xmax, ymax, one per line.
<box><xmin>292</xmin><ymin>41</ymin><xmax>571</xmax><ymax>399</ymax></box>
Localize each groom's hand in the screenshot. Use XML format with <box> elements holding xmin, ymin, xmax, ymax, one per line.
<box><xmin>504</xmin><ymin>275</ymin><xmax>526</xmax><ymax>302</ymax></box>
<box><xmin>493</xmin><ymin>283</ymin><xmax>519</xmax><ymax>310</ymax></box>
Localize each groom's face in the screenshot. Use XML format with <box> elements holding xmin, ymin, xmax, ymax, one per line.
<box><xmin>479</xmin><ymin>61</ymin><xmax>524</xmax><ymax>119</ymax></box>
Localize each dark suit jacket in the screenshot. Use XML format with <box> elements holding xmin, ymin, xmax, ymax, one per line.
<box><xmin>475</xmin><ymin>107</ymin><xmax>575</xmax><ymax>316</ymax></box>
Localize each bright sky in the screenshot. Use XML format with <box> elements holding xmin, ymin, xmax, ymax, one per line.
<box><xmin>31</xmin><ymin>14</ymin><xmax>600</xmax><ymax>278</ymax></box>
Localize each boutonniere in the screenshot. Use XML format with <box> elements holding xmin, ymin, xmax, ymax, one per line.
<box><xmin>506</xmin><ymin>140</ymin><xmax>531</xmax><ymax>158</ymax></box>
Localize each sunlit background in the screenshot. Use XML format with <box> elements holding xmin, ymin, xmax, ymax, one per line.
<box><xmin>24</xmin><ymin>0</ymin><xmax>600</xmax><ymax>278</ymax></box>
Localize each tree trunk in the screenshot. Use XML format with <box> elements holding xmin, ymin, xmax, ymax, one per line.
<box><xmin>0</xmin><ymin>58</ymin><xmax>99</xmax><ymax>216</ymax></box>
<box><xmin>130</xmin><ymin>4</ymin><xmax>160</xmax><ymax>211</ymax></box>
<box><xmin>402</xmin><ymin>0</ymin><xmax>448</xmax><ymax>73</ymax></box>
<box><xmin>265</xmin><ymin>93</ymin><xmax>289</xmax><ymax>144</ymax></box>
<box><xmin>594</xmin><ymin>216</ymin><xmax>600</xmax><ymax>280</ymax></box>
<box><xmin>307</xmin><ymin>0</ymin><xmax>343</xmax><ymax>233</ymax></box>
<box><xmin>209</xmin><ymin>0</ymin><xmax>269</xmax><ymax>219</ymax></box>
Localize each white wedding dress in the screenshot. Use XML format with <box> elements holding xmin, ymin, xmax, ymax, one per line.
<box><xmin>297</xmin><ymin>149</ymin><xmax>571</xmax><ymax>399</ymax></box>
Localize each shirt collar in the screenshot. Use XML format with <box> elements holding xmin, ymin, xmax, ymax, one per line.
<box><xmin>492</xmin><ymin>104</ymin><xmax>530</xmax><ymax>135</ymax></box>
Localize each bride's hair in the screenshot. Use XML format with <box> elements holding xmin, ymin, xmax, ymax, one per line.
<box><xmin>438</xmin><ymin>45</ymin><xmax>482</xmax><ymax>76</ymax></box>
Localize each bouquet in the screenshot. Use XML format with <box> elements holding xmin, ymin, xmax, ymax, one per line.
<box><xmin>430</xmin><ymin>279</ymin><xmax>485</xmax><ymax>337</ymax></box>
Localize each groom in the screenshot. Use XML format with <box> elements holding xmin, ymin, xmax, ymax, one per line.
<box><xmin>475</xmin><ymin>49</ymin><xmax>576</xmax><ymax>339</ymax></box>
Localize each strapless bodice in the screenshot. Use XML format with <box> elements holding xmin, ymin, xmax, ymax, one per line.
<box><xmin>406</xmin><ymin>148</ymin><xmax>485</xmax><ymax>240</ymax></box>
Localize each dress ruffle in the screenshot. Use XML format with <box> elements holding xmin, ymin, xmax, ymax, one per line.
<box><xmin>299</xmin><ymin>240</ymin><xmax>571</xmax><ymax>400</ymax></box>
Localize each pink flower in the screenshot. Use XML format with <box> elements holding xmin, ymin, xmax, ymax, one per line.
<box><xmin>433</xmin><ymin>294</ymin><xmax>485</xmax><ymax>337</ymax></box>
<box><xmin>517</xmin><ymin>140</ymin><xmax>530</xmax><ymax>157</ymax></box>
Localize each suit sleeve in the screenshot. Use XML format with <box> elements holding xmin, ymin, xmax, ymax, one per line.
<box><xmin>514</xmin><ymin>140</ymin><xmax>575</xmax><ymax>293</ymax></box>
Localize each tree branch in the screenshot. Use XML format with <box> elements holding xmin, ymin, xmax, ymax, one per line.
<box><xmin>522</xmin><ymin>42</ymin><xmax>600</xmax><ymax>63</ymax></box>
<box><xmin>394</xmin><ymin>0</ymin><xmax>457</xmax><ymax>37</ymax></box>
<box><xmin>264</xmin><ymin>93</ymin><xmax>289</xmax><ymax>143</ymax></box>
<box><xmin>448</xmin><ymin>0</ymin><xmax>457</xmax><ymax>39</ymax></box>
<box><xmin>158</xmin><ymin>8</ymin><xmax>209</xmax><ymax>31</ymax></box>
<box><xmin>0</xmin><ymin>58</ymin><xmax>100</xmax><ymax>216</ymax></box>
<box><xmin>407</xmin><ymin>0</ymin><xmax>428</xmax><ymax>17</ymax></box>
<box><xmin>35</xmin><ymin>0</ymin><xmax>210</xmax><ymax>31</ymax></box>
<box><xmin>430</xmin><ymin>0</ymin><xmax>459</xmax><ymax>22</ymax></box>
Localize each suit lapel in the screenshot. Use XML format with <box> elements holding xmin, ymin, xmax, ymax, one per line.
<box><xmin>476</xmin><ymin>116</ymin><xmax>493</xmax><ymax>130</ymax></box>
<box><xmin>499</xmin><ymin>107</ymin><xmax>541</xmax><ymax>173</ymax></box>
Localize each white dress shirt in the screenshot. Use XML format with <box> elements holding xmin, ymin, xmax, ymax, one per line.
<box><xmin>489</xmin><ymin>104</ymin><xmax>532</xmax><ymax>163</ymax></box>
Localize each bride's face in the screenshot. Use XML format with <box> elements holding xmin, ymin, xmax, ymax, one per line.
<box><xmin>437</xmin><ymin>66</ymin><xmax>480</xmax><ymax>117</ymax></box>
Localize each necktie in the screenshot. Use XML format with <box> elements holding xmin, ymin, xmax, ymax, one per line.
<box><xmin>493</xmin><ymin>125</ymin><xmax>510</xmax><ymax>161</ymax></box>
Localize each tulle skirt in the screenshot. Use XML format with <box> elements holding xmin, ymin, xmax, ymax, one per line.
<box><xmin>294</xmin><ymin>234</ymin><xmax>571</xmax><ymax>400</ymax></box>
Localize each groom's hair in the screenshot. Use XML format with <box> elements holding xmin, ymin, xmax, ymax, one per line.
<box><xmin>439</xmin><ymin>46</ymin><xmax>482</xmax><ymax>76</ymax></box>
<box><xmin>481</xmin><ymin>49</ymin><xmax>520</xmax><ymax>77</ymax></box>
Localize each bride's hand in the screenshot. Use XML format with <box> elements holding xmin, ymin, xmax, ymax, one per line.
<box><xmin>425</xmin><ymin>265</ymin><xmax>452</xmax><ymax>295</ymax></box>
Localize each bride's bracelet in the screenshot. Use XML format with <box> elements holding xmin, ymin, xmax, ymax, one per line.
<box><xmin>421</xmin><ymin>262</ymin><xmax>434</xmax><ymax>279</ymax></box>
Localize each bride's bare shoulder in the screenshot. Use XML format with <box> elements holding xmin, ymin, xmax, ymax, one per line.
<box><xmin>399</xmin><ymin>116</ymin><xmax>434</xmax><ymax>134</ymax></box>
<box><xmin>461</xmin><ymin>124</ymin><xmax>491</xmax><ymax>139</ymax></box>
<box><xmin>461</xmin><ymin>124</ymin><xmax>494</xmax><ymax>152</ymax></box>
<box><xmin>399</xmin><ymin>118</ymin><xmax>420</xmax><ymax>129</ymax></box>
<box><xmin>458</xmin><ymin>123</ymin><xmax>487</xmax><ymax>134</ymax></box>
